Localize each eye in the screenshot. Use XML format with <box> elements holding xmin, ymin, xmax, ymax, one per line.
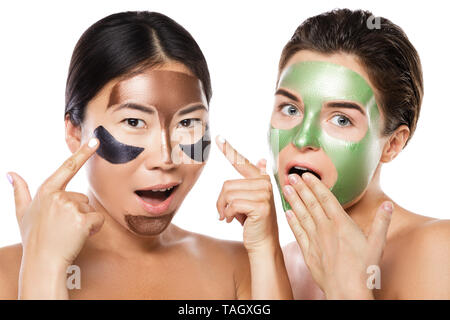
<box><xmin>280</xmin><ymin>104</ymin><xmax>300</xmax><ymax>117</ymax></box>
<box><xmin>330</xmin><ymin>114</ymin><xmax>352</xmax><ymax>127</ymax></box>
<box><xmin>177</xmin><ymin>118</ymin><xmax>202</xmax><ymax>129</ymax></box>
<box><xmin>123</xmin><ymin>118</ymin><xmax>146</xmax><ymax>128</ymax></box>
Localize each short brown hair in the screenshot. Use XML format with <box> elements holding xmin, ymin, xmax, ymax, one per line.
<box><xmin>279</xmin><ymin>9</ymin><xmax>423</xmax><ymax>145</ymax></box>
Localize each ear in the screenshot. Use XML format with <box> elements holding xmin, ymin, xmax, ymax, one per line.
<box><xmin>65</xmin><ymin>114</ymin><xmax>82</xmax><ymax>154</ymax></box>
<box><xmin>380</xmin><ymin>125</ymin><xmax>410</xmax><ymax>163</ymax></box>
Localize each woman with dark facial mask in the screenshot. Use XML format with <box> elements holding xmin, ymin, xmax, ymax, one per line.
<box><xmin>1</xmin><ymin>11</ymin><xmax>292</xmax><ymax>299</ymax></box>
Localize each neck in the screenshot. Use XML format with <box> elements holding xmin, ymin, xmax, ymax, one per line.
<box><xmin>84</xmin><ymin>190</ymin><xmax>177</xmax><ymax>257</ymax></box>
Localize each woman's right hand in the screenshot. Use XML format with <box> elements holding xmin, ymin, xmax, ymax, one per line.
<box><xmin>283</xmin><ymin>172</ymin><xmax>392</xmax><ymax>299</ymax></box>
<box><xmin>8</xmin><ymin>138</ymin><xmax>104</xmax><ymax>272</ymax></box>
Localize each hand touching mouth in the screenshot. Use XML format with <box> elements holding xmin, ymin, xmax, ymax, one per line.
<box><xmin>285</xmin><ymin>162</ymin><xmax>322</xmax><ymax>185</ymax></box>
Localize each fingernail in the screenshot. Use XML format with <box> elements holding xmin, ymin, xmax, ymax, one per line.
<box><xmin>288</xmin><ymin>174</ymin><xmax>299</xmax><ymax>184</ymax></box>
<box><xmin>216</xmin><ymin>135</ymin><xmax>225</xmax><ymax>144</ymax></box>
<box><xmin>88</xmin><ymin>138</ymin><xmax>99</xmax><ymax>148</ymax></box>
<box><xmin>6</xmin><ymin>173</ymin><xmax>13</xmax><ymax>185</ymax></box>
<box><xmin>283</xmin><ymin>185</ymin><xmax>294</xmax><ymax>195</ymax></box>
<box><xmin>302</xmin><ymin>172</ymin><xmax>312</xmax><ymax>181</ymax></box>
<box><xmin>383</xmin><ymin>202</ymin><xmax>393</xmax><ymax>213</ymax></box>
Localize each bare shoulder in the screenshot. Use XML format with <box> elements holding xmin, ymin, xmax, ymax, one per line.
<box><xmin>282</xmin><ymin>241</ymin><xmax>324</xmax><ymax>300</ymax></box>
<box><xmin>395</xmin><ymin>217</ymin><xmax>449</xmax><ymax>262</ymax></box>
<box><xmin>172</xmin><ymin>226</ymin><xmax>248</xmax><ymax>262</ymax></box>
<box><xmin>405</xmin><ymin>218</ymin><xmax>450</xmax><ymax>243</ymax></box>
<box><xmin>191</xmin><ymin>232</ymin><xmax>250</xmax><ymax>287</ymax></box>
<box><xmin>388</xmin><ymin>216</ymin><xmax>450</xmax><ymax>299</ymax></box>
<box><xmin>172</xmin><ymin>226</ymin><xmax>250</xmax><ymax>298</ymax></box>
<box><xmin>169</xmin><ymin>225</ymin><xmax>249</xmax><ymax>273</ymax></box>
<box><xmin>0</xmin><ymin>243</ymin><xmax>23</xmax><ymax>299</ymax></box>
<box><xmin>181</xmin><ymin>229</ymin><xmax>250</xmax><ymax>276</ymax></box>
<box><xmin>392</xmin><ymin>215</ymin><xmax>449</xmax><ymax>256</ymax></box>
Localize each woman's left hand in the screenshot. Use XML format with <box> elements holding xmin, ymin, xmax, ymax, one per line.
<box><xmin>215</xmin><ymin>136</ymin><xmax>279</xmax><ymax>254</ymax></box>
<box><xmin>283</xmin><ymin>172</ymin><xmax>393</xmax><ymax>299</ymax></box>
<box><xmin>215</xmin><ymin>136</ymin><xmax>292</xmax><ymax>299</ymax></box>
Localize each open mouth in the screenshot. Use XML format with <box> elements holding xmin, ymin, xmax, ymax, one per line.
<box><xmin>135</xmin><ymin>186</ymin><xmax>178</xmax><ymax>206</ymax></box>
<box><xmin>288</xmin><ymin>166</ymin><xmax>321</xmax><ymax>180</ymax></box>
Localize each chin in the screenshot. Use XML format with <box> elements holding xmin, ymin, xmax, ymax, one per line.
<box><xmin>124</xmin><ymin>212</ymin><xmax>175</xmax><ymax>236</ymax></box>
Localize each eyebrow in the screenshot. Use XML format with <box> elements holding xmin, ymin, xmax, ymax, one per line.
<box><xmin>275</xmin><ymin>89</ymin><xmax>299</xmax><ymax>102</ymax></box>
<box><xmin>178</xmin><ymin>104</ymin><xmax>207</xmax><ymax>116</ymax></box>
<box><xmin>325</xmin><ymin>102</ymin><xmax>365</xmax><ymax>115</ymax></box>
<box><xmin>112</xmin><ymin>103</ymin><xmax>155</xmax><ymax>114</ymax></box>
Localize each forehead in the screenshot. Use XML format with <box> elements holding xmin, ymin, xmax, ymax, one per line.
<box><xmin>278</xmin><ymin>61</ymin><xmax>375</xmax><ymax>106</ymax></box>
<box><xmin>108</xmin><ymin>69</ymin><xmax>207</xmax><ymax>111</ymax></box>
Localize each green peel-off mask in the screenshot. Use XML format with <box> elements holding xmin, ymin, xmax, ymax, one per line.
<box><xmin>269</xmin><ymin>61</ymin><xmax>382</xmax><ymax>210</ymax></box>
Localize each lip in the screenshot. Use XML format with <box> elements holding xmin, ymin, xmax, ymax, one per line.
<box><xmin>284</xmin><ymin>161</ymin><xmax>322</xmax><ymax>186</ymax></box>
<box><xmin>136</xmin><ymin>182</ymin><xmax>181</xmax><ymax>191</ymax></box>
<box><xmin>135</xmin><ymin>182</ymin><xmax>181</xmax><ymax>216</ymax></box>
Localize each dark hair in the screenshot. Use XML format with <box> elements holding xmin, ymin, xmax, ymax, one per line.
<box><xmin>65</xmin><ymin>11</ymin><xmax>212</xmax><ymax>126</ymax></box>
<box><xmin>279</xmin><ymin>9</ymin><xmax>423</xmax><ymax>145</ymax></box>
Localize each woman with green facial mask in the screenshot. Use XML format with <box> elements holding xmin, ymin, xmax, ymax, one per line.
<box><xmin>271</xmin><ymin>57</ymin><xmax>391</xmax><ymax>300</ymax></box>
<box><xmin>270</xmin><ymin>60</ymin><xmax>382</xmax><ymax>209</ymax></box>
<box><xmin>216</xmin><ymin>8</ymin><xmax>449</xmax><ymax>300</ymax></box>
<box><xmin>272</xmin><ymin>9</ymin><xmax>450</xmax><ymax>300</ymax></box>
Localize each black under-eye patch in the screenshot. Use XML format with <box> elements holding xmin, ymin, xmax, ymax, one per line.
<box><xmin>179</xmin><ymin>124</ymin><xmax>211</xmax><ymax>162</ymax></box>
<box><xmin>93</xmin><ymin>126</ymin><xmax>144</xmax><ymax>164</ymax></box>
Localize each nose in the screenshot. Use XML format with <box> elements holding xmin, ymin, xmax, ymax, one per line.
<box><xmin>292</xmin><ymin>114</ymin><xmax>321</xmax><ymax>152</ymax></box>
<box><xmin>144</xmin><ymin>129</ymin><xmax>176</xmax><ymax>170</ymax></box>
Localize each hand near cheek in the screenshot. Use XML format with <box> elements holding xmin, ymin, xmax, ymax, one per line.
<box><xmin>215</xmin><ymin>136</ymin><xmax>279</xmax><ymax>253</ymax></box>
<box><xmin>283</xmin><ymin>173</ymin><xmax>393</xmax><ymax>299</ymax></box>
<box><xmin>8</xmin><ymin>139</ymin><xmax>105</xmax><ymax>274</ymax></box>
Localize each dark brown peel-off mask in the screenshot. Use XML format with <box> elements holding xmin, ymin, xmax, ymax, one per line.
<box><xmin>179</xmin><ymin>124</ymin><xmax>211</xmax><ymax>162</ymax></box>
<box><xmin>94</xmin><ymin>125</ymin><xmax>144</xmax><ymax>164</ymax></box>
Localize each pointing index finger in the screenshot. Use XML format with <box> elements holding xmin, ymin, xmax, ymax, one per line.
<box><xmin>42</xmin><ymin>137</ymin><xmax>99</xmax><ymax>191</ymax></box>
<box><xmin>215</xmin><ymin>135</ymin><xmax>262</xmax><ymax>179</ymax></box>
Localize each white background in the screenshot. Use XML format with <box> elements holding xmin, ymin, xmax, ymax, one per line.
<box><xmin>0</xmin><ymin>0</ymin><xmax>449</xmax><ymax>248</ymax></box>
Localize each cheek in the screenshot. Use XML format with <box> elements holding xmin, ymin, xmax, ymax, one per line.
<box><xmin>270</xmin><ymin>111</ymin><xmax>302</xmax><ymax>130</ymax></box>
<box><xmin>321</xmin><ymin>119</ymin><xmax>368</xmax><ymax>142</ymax></box>
<box><xmin>322</xmin><ymin>128</ymin><xmax>382</xmax><ymax>172</ymax></box>
<box><xmin>270</xmin><ymin>112</ymin><xmax>281</xmax><ymax>128</ymax></box>
<box><xmin>178</xmin><ymin>163</ymin><xmax>205</xmax><ymax>192</ymax></box>
<box><xmin>94</xmin><ymin>126</ymin><xmax>144</xmax><ymax>164</ymax></box>
<box><xmin>172</xmin><ymin>128</ymin><xmax>211</xmax><ymax>164</ymax></box>
<box><xmin>85</xmin><ymin>155</ymin><xmax>136</xmax><ymax>202</ymax></box>
<box><xmin>325</xmin><ymin>135</ymin><xmax>382</xmax><ymax>204</ymax></box>
<box><xmin>321</xmin><ymin>138</ymin><xmax>360</xmax><ymax>170</ymax></box>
